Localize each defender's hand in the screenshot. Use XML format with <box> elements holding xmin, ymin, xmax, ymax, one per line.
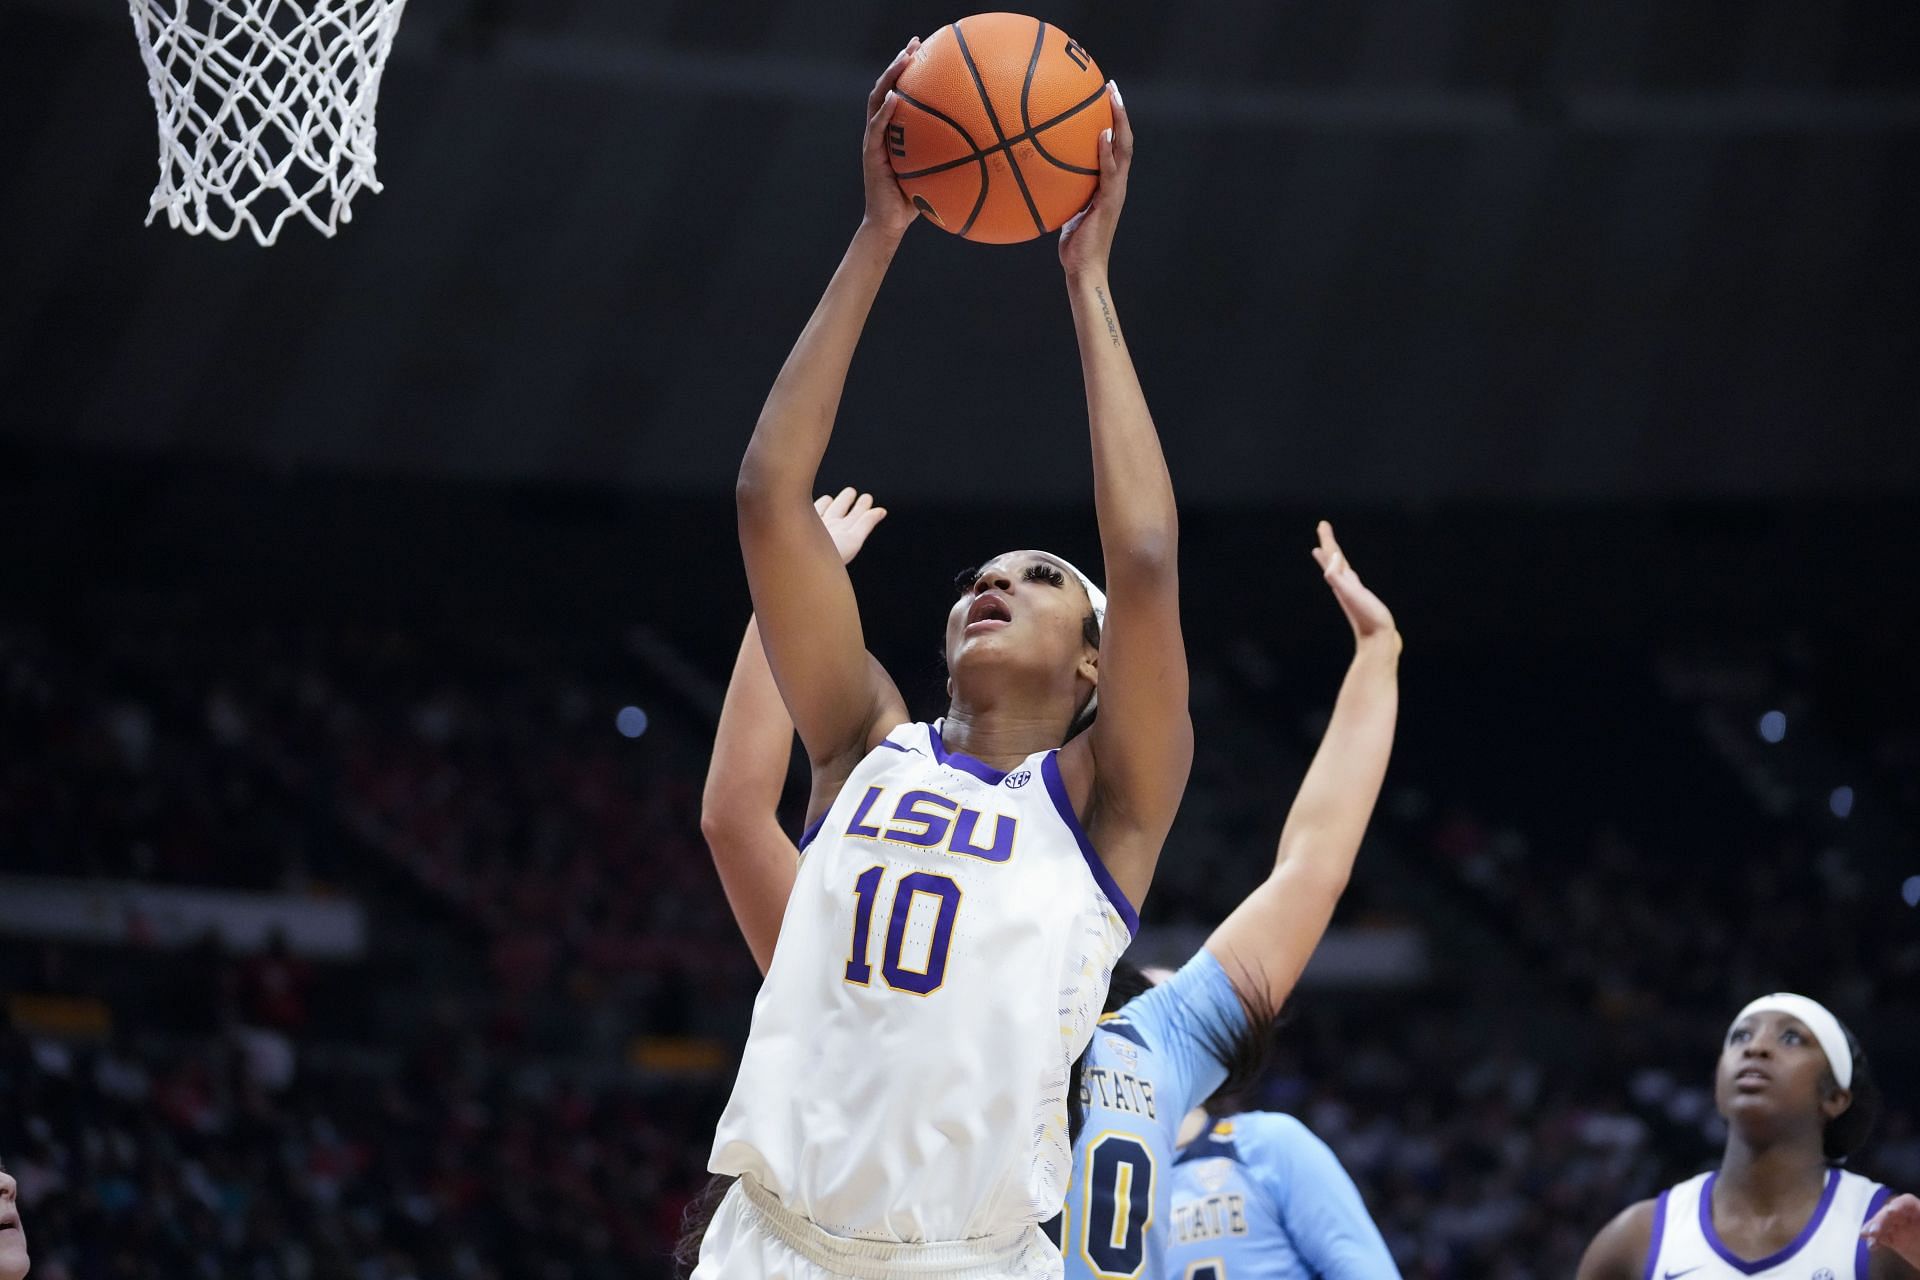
<box><xmin>1313</xmin><ymin>521</ymin><xmax>1400</xmax><ymax>652</ymax></box>
<box><xmin>815</xmin><ymin>488</ymin><xmax>889</xmax><ymax>565</ymax></box>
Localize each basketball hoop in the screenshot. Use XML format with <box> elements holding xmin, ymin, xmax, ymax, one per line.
<box><xmin>127</xmin><ymin>0</ymin><xmax>411</xmax><ymax>245</ymax></box>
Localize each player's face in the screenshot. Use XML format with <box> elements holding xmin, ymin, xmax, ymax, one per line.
<box><xmin>1714</xmin><ymin>1012</ymin><xmax>1846</xmax><ymax>1133</ymax></box>
<box><xmin>945</xmin><ymin>551</ymin><xmax>1098</xmax><ymax>691</ymax></box>
<box><xmin>0</xmin><ymin>1163</ymin><xmax>27</xmax><ymax>1280</ymax></box>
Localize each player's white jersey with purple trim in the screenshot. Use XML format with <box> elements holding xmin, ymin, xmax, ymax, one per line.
<box><xmin>1642</xmin><ymin>1169</ymin><xmax>1889</xmax><ymax>1280</ymax></box>
<box><xmin>709</xmin><ymin>719</ymin><xmax>1138</xmax><ymax>1244</ymax></box>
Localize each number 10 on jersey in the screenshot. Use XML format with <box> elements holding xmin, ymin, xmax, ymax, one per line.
<box><xmin>844</xmin><ymin>867</ymin><xmax>962</xmax><ymax>996</ymax></box>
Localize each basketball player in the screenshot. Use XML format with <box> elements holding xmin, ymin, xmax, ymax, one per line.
<box><xmin>698</xmin><ymin>491</ymin><xmax>1401</xmax><ymax>1280</ymax></box>
<box><xmin>0</xmin><ymin>1158</ymin><xmax>29</xmax><ymax>1280</ymax></box>
<box><xmin>1051</xmin><ymin>521</ymin><xmax>1397</xmax><ymax>1280</ymax></box>
<box><xmin>1167</xmin><ymin>1112</ymin><xmax>1399</xmax><ymax>1279</ymax></box>
<box><xmin>1576</xmin><ymin>996</ymin><xmax>1917</xmax><ymax>1279</ymax></box>
<box><xmin>696</xmin><ymin>38</ymin><xmax>1186</xmax><ymax>1279</ymax></box>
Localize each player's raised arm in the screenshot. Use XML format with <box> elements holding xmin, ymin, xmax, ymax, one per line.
<box><xmin>702</xmin><ymin>491</ymin><xmax>888</xmax><ymax>975</ymax></box>
<box><xmin>1205</xmin><ymin>523</ymin><xmax>1400</xmax><ymax>1014</ymax></box>
<box><xmin>1054</xmin><ymin>86</ymin><xmax>1194</xmax><ymax>910</ymax></box>
<box><xmin>735</xmin><ymin>43</ymin><xmax>918</xmax><ymax>789</ymax></box>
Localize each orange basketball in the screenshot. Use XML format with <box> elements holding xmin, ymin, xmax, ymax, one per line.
<box><xmin>888</xmin><ymin>13</ymin><xmax>1112</xmax><ymax>245</ymax></box>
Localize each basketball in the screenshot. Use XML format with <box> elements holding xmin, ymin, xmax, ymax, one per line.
<box><xmin>888</xmin><ymin>13</ymin><xmax>1113</xmax><ymax>244</ymax></box>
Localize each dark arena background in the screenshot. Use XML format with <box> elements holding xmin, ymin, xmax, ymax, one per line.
<box><xmin>3</xmin><ymin>0</ymin><xmax>1919</xmax><ymax>1277</ymax></box>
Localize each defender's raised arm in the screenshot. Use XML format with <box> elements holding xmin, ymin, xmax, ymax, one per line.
<box><xmin>1205</xmin><ymin>522</ymin><xmax>1401</xmax><ymax>1013</ymax></box>
<box><xmin>701</xmin><ymin>491</ymin><xmax>888</xmax><ymax>975</ymax></box>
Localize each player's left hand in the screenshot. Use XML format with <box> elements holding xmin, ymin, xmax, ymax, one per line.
<box><xmin>1313</xmin><ymin>521</ymin><xmax>1400</xmax><ymax>653</ymax></box>
<box><xmin>815</xmin><ymin>488</ymin><xmax>888</xmax><ymax>565</ymax></box>
<box><xmin>1058</xmin><ymin>82</ymin><xmax>1130</xmax><ymax>277</ymax></box>
<box><xmin>1864</xmin><ymin>1194</ymin><xmax>1920</xmax><ymax>1265</ymax></box>
<box><xmin>861</xmin><ymin>39</ymin><xmax>922</xmax><ymax>238</ymax></box>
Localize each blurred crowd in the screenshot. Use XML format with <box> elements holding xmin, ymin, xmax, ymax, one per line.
<box><xmin>1</xmin><ymin>624</ymin><xmax>755</xmax><ymax>1051</ymax></box>
<box><xmin>0</xmin><ymin>1015</ymin><xmax>721</xmax><ymax>1280</ymax></box>
<box><xmin>2</xmin><ymin>621</ymin><xmax>1913</xmax><ymax>1279</ymax></box>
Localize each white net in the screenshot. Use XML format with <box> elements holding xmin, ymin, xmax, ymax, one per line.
<box><xmin>128</xmin><ymin>0</ymin><xmax>411</xmax><ymax>246</ymax></box>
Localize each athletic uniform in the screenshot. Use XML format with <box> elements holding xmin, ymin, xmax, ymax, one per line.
<box><xmin>698</xmin><ymin>720</ymin><xmax>1138</xmax><ymax>1278</ymax></box>
<box><xmin>1057</xmin><ymin>949</ymin><xmax>1246</xmax><ymax>1280</ymax></box>
<box><xmin>1642</xmin><ymin>1168</ymin><xmax>1891</xmax><ymax>1280</ymax></box>
<box><xmin>1166</xmin><ymin>1113</ymin><xmax>1400</xmax><ymax>1280</ymax></box>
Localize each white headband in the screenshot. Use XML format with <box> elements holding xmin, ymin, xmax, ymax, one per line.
<box><xmin>1039</xmin><ymin>553</ymin><xmax>1107</xmax><ymax>629</ymax></box>
<box><xmin>1035</xmin><ymin>552</ymin><xmax>1105</xmax><ymax>725</ymax></box>
<box><xmin>1732</xmin><ymin>994</ymin><xmax>1853</xmax><ymax>1089</ymax></box>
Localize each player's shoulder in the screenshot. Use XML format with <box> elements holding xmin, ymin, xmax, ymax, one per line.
<box><xmin>1838</xmin><ymin>1166</ymin><xmax>1889</xmax><ymax>1199</ymax></box>
<box><xmin>1119</xmin><ymin>948</ymin><xmax>1234</xmax><ymax>1031</ymax></box>
<box><xmin>1179</xmin><ymin>1112</ymin><xmax>1304</xmax><ymax>1156</ymax></box>
<box><xmin>1214</xmin><ymin>1112</ymin><xmax>1332</xmax><ymax>1191</ymax></box>
<box><xmin>1230</xmin><ymin>1109</ymin><xmax>1313</xmax><ymax>1143</ymax></box>
<box><xmin>1576</xmin><ymin>1197</ymin><xmax>1660</xmax><ymax>1280</ymax></box>
<box><xmin>1097</xmin><ymin>984</ymin><xmax>1168</xmax><ymax>1054</ymax></box>
<box><xmin>1090</xmin><ymin>1007</ymin><xmax>1156</xmax><ymax>1062</ymax></box>
<box><xmin>1177</xmin><ymin>1117</ymin><xmax>1286</xmax><ymax>1216</ymax></box>
<box><xmin>1604</xmin><ymin>1196</ymin><xmax>1661</xmax><ymax>1236</ymax></box>
<box><xmin>1175</xmin><ymin>1115</ymin><xmax>1247</xmax><ymax>1170</ymax></box>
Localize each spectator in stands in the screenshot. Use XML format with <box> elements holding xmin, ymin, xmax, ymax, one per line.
<box><xmin>241</xmin><ymin>930</ymin><xmax>312</xmax><ymax>1032</ymax></box>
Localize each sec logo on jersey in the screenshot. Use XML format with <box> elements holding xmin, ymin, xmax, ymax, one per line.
<box><xmin>1006</xmin><ymin>769</ymin><xmax>1031</xmax><ymax>789</ymax></box>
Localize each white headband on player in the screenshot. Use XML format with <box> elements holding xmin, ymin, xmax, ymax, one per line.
<box><xmin>1037</xmin><ymin>553</ymin><xmax>1107</xmax><ymax>630</ymax></box>
<box><xmin>1731</xmin><ymin>993</ymin><xmax>1854</xmax><ymax>1090</ymax></box>
<box><xmin>1034</xmin><ymin>552</ymin><xmax>1105</xmax><ymax>724</ymax></box>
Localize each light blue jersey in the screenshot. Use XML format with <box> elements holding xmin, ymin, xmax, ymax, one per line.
<box><xmin>1166</xmin><ymin>1113</ymin><xmax>1400</xmax><ymax>1280</ymax></box>
<box><xmin>1057</xmin><ymin>948</ymin><xmax>1246</xmax><ymax>1280</ymax></box>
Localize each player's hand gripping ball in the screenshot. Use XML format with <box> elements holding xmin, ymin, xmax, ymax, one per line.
<box><xmin>886</xmin><ymin>13</ymin><xmax>1113</xmax><ymax>244</ymax></box>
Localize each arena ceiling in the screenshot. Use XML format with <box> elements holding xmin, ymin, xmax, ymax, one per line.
<box><xmin>3</xmin><ymin>0</ymin><xmax>1917</xmax><ymax>505</ymax></box>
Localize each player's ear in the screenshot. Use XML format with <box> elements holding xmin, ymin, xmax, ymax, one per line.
<box><xmin>1077</xmin><ymin>649</ymin><xmax>1098</xmax><ymax>687</ymax></box>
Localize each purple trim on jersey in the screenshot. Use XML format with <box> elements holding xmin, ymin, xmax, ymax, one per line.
<box><xmin>1039</xmin><ymin>749</ymin><xmax>1139</xmax><ymax>935</ymax></box>
<box><xmin>879</xmin><ymin>739</ymin><xmax>910</xmax><ymax>752</ymax></box>
<box><xmin>928</xmin><ymin>722</ymin><xmax>1009</xmax><ymax>785</ymax></box>
<box><xmin>1642</xmin><ymin>1188</ymin><xmax>1670</xmax><ymax>1280</ymax></box>
<box><xmin>1859</xmin><ymin>1185</ymin><xmax>1893</xmax><ymax>1280</ymax></box>
<box><xmin>1699</xmin><ymin>1168</ymin><xmax>1840</xmax><ymax>1274</ymax></box>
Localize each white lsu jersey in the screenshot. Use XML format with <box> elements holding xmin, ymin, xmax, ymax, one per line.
<box><xmin>1643</xmin><ymin>1168</ymin><xmax>1891</xmax><ymax>1280</ymax></box>
<box><xmin>709</xmin><ymin>720</ymin><xmax>1138</xmax><ymax>1244</ymax></box>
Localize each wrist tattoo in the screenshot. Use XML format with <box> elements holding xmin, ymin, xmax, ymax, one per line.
<box><xmin>1093</xmin><ymin>284</ymin><xmax>1121</xmax><ymax>347</ymax></box>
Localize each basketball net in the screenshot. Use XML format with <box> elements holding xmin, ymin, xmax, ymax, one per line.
<box><xmin>128</xmin><ymin>0</ymin><xmax>410</xmax><ymax>245</ymax></box>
